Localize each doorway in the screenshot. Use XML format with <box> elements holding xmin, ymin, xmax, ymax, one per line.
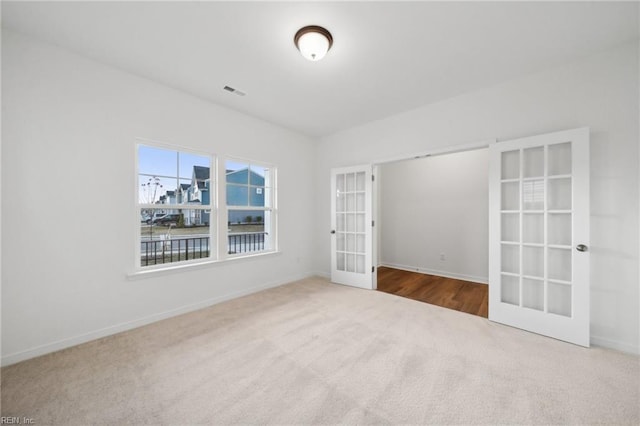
<box><xmin>330</xmin><ymin>128</ymin><xmax>589</xmax><ymax>346</ymax></box>
<box><xmin>375</xmin><ymin>147</ymin><xmax>490</xmax><ymax>318</ymax></box>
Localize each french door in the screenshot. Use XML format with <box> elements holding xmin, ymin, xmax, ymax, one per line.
<box><xmin>330</xmin><ymin>165</ymin><xmax>374</xmax><ymax>289</ymax></box>
<box><xmin>489</xmin><ymin>128</ymin><xmax>590</xmax><ymax>346</ymax></box>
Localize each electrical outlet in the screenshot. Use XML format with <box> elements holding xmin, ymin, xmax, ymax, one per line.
<box><xmin>439</xmin><ymin>253</ymin><xmax>445</xmax><ymax>261</ymax></box>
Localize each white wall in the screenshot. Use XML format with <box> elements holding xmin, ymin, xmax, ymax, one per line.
<box><xmin>379</xmin><ymin>149</ymin><xmax>489</xmax><ymax>283</ymax></box>
<box><xmin>314</xmin><ymin>41</ymin><xmax>640</xmax><ymax>354</ymax></box>
<box><xmin>1</xmin><ymin>30</ymin><xmax>316</xmax><ymax>365</ymax></box>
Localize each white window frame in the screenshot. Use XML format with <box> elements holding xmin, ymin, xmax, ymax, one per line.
<box><xmin>133</xmin><ymin>140</ymin><xmax>278</xmax><ymax>275</ymax></box>
<box><xmin>135</xmin><ymin>140</ymin><xmax>217</xmax><ymax>271</ymax></box>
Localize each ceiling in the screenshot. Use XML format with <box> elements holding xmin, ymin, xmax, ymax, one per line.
<box><xmin>2</xmin><ymin>1</ymin><xmax>638</xmax><ymax>138</ymax></box>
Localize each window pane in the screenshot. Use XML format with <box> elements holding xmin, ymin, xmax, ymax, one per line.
<box><xmin>140</xmin><ymin>208</ymin><xmax>211</xmax><ymax>266</ymax></box>
<box><xmin>501</xmin><ymin>274</ymin><xmax>519</xmax><ymax>305</ymax></box>
<box><xmin>548</xmin><ymin>282</ymin><xmax>572</xmax><ymax>317</ymax></box>
<box><xmin>225</xmin><ymin>161</ymin><xmax>275</xmax><ymax>254</ymax></box>
<box><xmin>185</xmin><ymin>176</ymin><xmax>211</xmax><ymax>206</ymax></box>
<box><xmin>523</xmin><ymin>213</ymin><xmax>543</xmax><ymax>244</ymax></box>
<box><xmin>548</xmin><ymin>213</ymin><xmax>572</xmax><ymax>246</ymax></box>
<box><xmin>523</xmin><ymin>246</ymin><xmax>543</xmax><ymax>278</ymax></box>
<box><xmin>522</xmin><ymin>279</ymin><xmax>544</xmax><ymax>311</ymax></box>
<box><xmin>501</xmin><ymin>213</ymin><xmax>519</xmax><ymax>242</ymax></box>
<box><xmin>226</xmin><ymin>160</ymin><xmax>248</xmax><ymax>181</ymax></box>
<box><xmin>501</xmin><ymin>244</ymin><xmax>519</xmax><ymax>274</ymax></box>
<box><xmin>502</xmin><ymin>182</ymin><xmax>519</xmax><ymax>210</ymax></box>
<box><xmin>523</xmin><ymin>179</ymin><xmax>544</xmax><ymax>210</ymax></box>
<box><xmin>250</xmin><ymin>164</ymin><xmax>268</xmax><ymax>186</ymax></box>
<box><xmin>346</xmin><ymin>173</ymin><xmax>355</xmax><ymax>192</ymax></box>
<box><xmin>139</xmin><ymin>145</ymin><xmax>177</xmax><ymax>177</ymax></box>
<box><xmin>337</xmin><ymin>233</ymin><xmax>345</xmax><ymax>251</ymax></box>
<box><xmin>177</xmin><ymin>179</ymin><xmax>191</xmax><ymax>204</ymax></box>
<box><xmin>501</xmin><ymin>150</ymin><xmax>519</xmax><ymax>180</ymax></box>
<box><xmin>548</xmin><ymin>142</ymin><xmax>572</xmax><ymax>176</ymax></box>
<box><xmin>228</xmin><ymin>209</ymin><xmax>268</xmax><ymax>254</ymax></box>
<box><xmin>548</xmin><ymin>178</ymin><xmax>571</xmax><ymax>210</ymax></box>
<box><xmin>249</xmin><ymin>186</ymin><xmax>265</xmax><ymax>207</ymax></box>
<box><xmin>227</xmin><ymin>184</ymin><xmax>249</xmax><ymax>206</ymax></box>
<box><xmin>356</xmin><ymin>172</ymin><xmax>366</xmax><ymax>191</ymax></box>
<box><xmin>356</xmin><ymin>254</ymin><xmax>365</xmax><ymax>273</ymax></box>
<box><xmin>523</xmin><ymin>147</ymin><xmax>544</xmax><ymax>178</ymax></box>
<box><xmin>548</xmin><ymin>248</ymin><xmax>572</xmax><ymax>282</ymax></box>
<box><xmin>179</xmin><ymin>152</ymin><xmax>210</xmax><ymax>179</ymax></box>
<box><xmin>139</xmin><ymin>175</ymin><xmax>177</xmax><ymax>204</ymax></box>
<box><xmin>138</xmin><ymin>144</ymin><xmax>216</xmax><ymax>268</ymax></box>
<box><xmin>336</xmin><ymin>174</ymin><xmax>345</xmax><ymax>193</ymax></box>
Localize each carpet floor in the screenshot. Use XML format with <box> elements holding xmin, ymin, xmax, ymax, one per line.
<box><xmin>2</xmin><ymin>276</ymin><xmax>639</xmax><ymax>425</ymax></box>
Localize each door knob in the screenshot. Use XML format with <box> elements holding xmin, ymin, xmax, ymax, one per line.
<box><xmin>576</xmin><ymin>244</ymin><xmax>588</xmax><ymax>252</ymax></box>
<box><xmin>330</xmin><ymin>230</ymin><xmax>336</xmax><ymax>234</ymax></box>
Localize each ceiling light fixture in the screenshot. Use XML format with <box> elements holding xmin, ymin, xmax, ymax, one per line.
<box><xmin>294</xmin><ymin>25</ymin><xmax>333</xmax><ymax>61</ymax></box>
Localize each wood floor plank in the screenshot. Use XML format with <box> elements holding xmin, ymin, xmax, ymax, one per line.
<box><xmin>377</xmin><ymin>266</ymin><xmax>488</xmax><ymax>318</ymax></box>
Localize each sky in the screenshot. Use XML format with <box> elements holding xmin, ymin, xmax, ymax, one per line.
<box><xmin>138</xmin><ymin>144</ymin><xmax>267</xmax><ymax>204</ymax></box>
<box><xmin>138</xmin><ymin>145</ymin><xmax>209</xmax><ymax>203</ymax></box>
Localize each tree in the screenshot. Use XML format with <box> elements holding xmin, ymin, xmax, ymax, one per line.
<box><xmin>141</xmin><ymin>176</ymin><xmax>163</xmax><ymax>239</ymax></box>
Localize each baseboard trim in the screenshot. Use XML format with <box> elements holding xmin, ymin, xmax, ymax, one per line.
<box><xmin>1</xmin><ymin>272</ymin><xmax>313</xmax><ymax>367</ymax></box>
<box><xmin>380</xmin><ymin>262</ymin><xmax>488</xmax><ymax>285</ymax></box>
<box><xmin>591</xmin><ymin>335</ymin><xmax>639</xmax><ymax>355</ymax></box>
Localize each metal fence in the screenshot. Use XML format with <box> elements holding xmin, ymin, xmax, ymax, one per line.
<box><xmin>141</xmin><ymin>233</ymin><xmax>266</xmax><ymax>265</ymax></box>
<box><xmin>227</xmin><ymin>232</ymin><xmax>266</xmax><ymax>254</ymax></box>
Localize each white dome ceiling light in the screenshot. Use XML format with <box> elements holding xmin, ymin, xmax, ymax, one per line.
<box><xmin>294</xmin><ymin>25</ymin><xmax>333</xmax><ymax>61</ymax></box>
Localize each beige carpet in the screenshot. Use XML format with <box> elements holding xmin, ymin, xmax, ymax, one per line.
<box><xmin>2</xmin><ymin>276</ymin><xmax>639</xmax><ymax>425</ymax></box>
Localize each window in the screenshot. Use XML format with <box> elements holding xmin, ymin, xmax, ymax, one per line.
<box><xmin>225</xmin><ymin>159</ymin><xmax>276</xmax><ymax>255</ymax></box>
<box><xmin>137</xmin><ymin>143</ymin><xmax>277</xmax><ymax>270</ymax></box>
<box><xmin>138</xmin><ymin>145</ymin><xmax>215</xmax><ymax>267</ymax></box>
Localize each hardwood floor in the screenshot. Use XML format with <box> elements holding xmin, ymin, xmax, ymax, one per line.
<box><xmin>377</xmin><ymin>266</ymin><xmax>488</xmax><ymax>318</ymax></box>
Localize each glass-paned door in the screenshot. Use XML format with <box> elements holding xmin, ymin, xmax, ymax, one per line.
<box><xmin>489</xmin><ymin>128</ymin><xmax>590</xmax><ymax>346</ymax></box>
<box><xmin>331</xmin><ymin>165</ymin><xmax>374</xmax><ymax>289</ymax></box>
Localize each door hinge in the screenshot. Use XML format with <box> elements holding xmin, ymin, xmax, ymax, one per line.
<box><xmin>372</xmin><ymin>175</ymin><xmax>375</xmax><ymax>182</ymax></box>
<box><xmin>372</xmin><ymin>220</ymin><xmax>375</xmax><ymax>227</ymax></box>
<box><xmin>372</xmin><ymin>266</ymin><xmax>375</xmax><ymax>273</ymax></box>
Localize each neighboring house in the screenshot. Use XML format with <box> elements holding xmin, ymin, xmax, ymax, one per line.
<box><xmin>184</xmin><ymin>165</ymin><xmax>210</xmax><ymax>226</ymax></box>
<box><xmin>189</xmin><ymin>166</ymin><xmax>210</xmax><ymax>203</ymax></box>
<box><xmin>226</xmin><ymin>167</ymin><xmax>265</xmax><ymax>224</ymax></box>
<box><xmin>165</xmin><ymin>190</ymin><xmax>177</xmax><ymax>204</ymax></box>
<box><xmin>158</xmin><ymin>190</ymin><xmax>180</xmax><ymax>215</ymax></box>
<box><xmin>177</xmin><ymin>183</ymin><xmax>190</xmax><ymax>204</ymax></box>
<box><xmin>157</xmin><ymin>168</ymin><xmax>211</xmax><ymax>226</ymax></box>
<box><xmin>157</xmin><ymin>165</ymin><xmax>266</xmax><ymax>226</ymax></box>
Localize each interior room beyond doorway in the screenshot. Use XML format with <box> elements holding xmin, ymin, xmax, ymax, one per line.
<box><xmin>377</xmin><ymin>147</ymin><xmax>489</xmax><ymax>318</ymax></box>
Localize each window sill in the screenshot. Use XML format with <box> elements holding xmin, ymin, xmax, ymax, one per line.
<box><xmin>127</xmin><ymin>250</ymin><xmax>282</xmax><ymax>281</ymax></box>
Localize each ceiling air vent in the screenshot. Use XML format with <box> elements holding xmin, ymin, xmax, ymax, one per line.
<box><xmin>223</xmin><ymin>85</ymin><xmax>246</xmax><ymax>97</ymax></box>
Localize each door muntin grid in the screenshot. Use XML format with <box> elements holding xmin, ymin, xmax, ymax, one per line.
<box><xmin>335</xmin><ymin>171</ymin><xmax>367</xmax><ymax>274</ymax></box>
<box><xmin>499</xmin><ymin>142</ymin><xmax>573</xmax><ymax>317</ymax></box>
